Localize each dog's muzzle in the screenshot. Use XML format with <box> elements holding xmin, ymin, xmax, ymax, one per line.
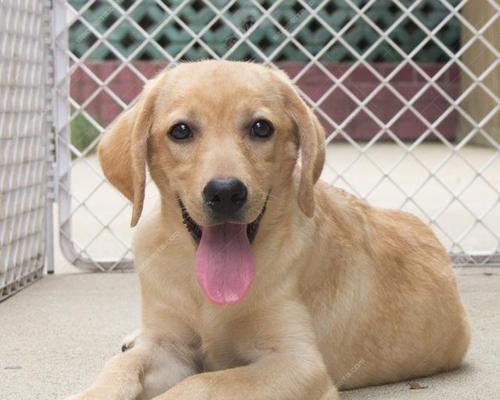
<box><xmin>178</xmin><ymin>194</ymin><xmax>268</xmax><ymax>245</ymax></box>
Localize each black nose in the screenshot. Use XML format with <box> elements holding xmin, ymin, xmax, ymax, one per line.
<box><xmin>203</xmin><ymin>178</ymin><xmax>248</xmax><ymax>219</ymax></box>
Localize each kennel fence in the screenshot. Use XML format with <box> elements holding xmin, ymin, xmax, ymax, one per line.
<box><xmin>0</xmin><ymin>0</ymin><xmax>499</xmax><ymax>293</ymax></box>
<box><xmin>0</xmin><ymin>0</ymin><xmax>54</xmax><ymax>300</ymax></box>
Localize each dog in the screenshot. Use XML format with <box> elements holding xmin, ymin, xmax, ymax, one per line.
<box><xmin>68</xmin><ymin>60</ymin><xmax>470</xmax><ymax>400</ymax></box>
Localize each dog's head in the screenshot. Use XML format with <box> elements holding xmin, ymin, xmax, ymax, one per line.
<box><xmin>99</xmin><ymin>60</ymin><xmax>325</xmax><ymax>305</ymax></box>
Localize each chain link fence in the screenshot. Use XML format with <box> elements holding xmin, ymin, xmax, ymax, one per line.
<box><xmin>0</xmin><ymin>0</ymin><xmax>53</xmax><ymax>300</ymax></box>
<box><xmin>52</xmin><ymin>0</ymin><xmax>500</xmax><ymax>271</ymax></box>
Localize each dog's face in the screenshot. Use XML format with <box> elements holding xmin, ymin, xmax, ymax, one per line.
<box><xmin>148</xmin><ymin>63</ymin><xmax>296</xmax><ymax>236</ymax></box>
<box><xmin>99</xmin><ymin>61</ymin><xmax>325</xmax><ymax>304</ymax></box>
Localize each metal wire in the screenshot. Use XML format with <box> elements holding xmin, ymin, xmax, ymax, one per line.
<box><xmin>52</xmin><ymin>0</ymin><xmax>500</xmax><ymax>271</ymax></box>
<box><xmin>0</xmin><ymin>0</ymin><xmax>53</xmax><ymax>299</ymax></box>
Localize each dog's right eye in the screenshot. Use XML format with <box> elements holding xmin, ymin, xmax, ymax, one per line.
<box><xmin>168</xmin><ymin>123</ymin><xmax>193</xmax><ymax>141</ymax></box>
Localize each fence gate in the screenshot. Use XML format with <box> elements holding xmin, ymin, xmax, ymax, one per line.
<box><xmin>0</xmin><ymin>0</ymin><xmax>54</xmax><ymax>300</ymax></box>
<box><xmin>51</xmin><ymin>0</ymin><xmax>499</xmax><ymax>272</ymax></box>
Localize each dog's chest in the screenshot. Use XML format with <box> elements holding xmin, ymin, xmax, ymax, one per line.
<box><xmin>197</xmin><ymin>309</ymin><xmax>270</xmax><ymax>371</ymax></box>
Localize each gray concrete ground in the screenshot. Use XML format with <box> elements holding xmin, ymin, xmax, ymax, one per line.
<box><xmin>0</xmin><ymin>266</ymin><xmax>499</xmax><ymax>400</ymax></box>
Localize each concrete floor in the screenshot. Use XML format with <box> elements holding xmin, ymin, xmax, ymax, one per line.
<box><xmin>0</xmin><ymin>265</ymin><xmax>499</xmax><ymax>400</ymax></box>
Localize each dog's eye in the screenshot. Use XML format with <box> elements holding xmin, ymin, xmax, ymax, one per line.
<box><xmin>168</xmin><ymin>123</ymin><xmax>193</xmax><ymax>141</ymax></box>
<box><xmin>250</xmin><ymin>120</ymin><xmax>274</xmax><ymax>139</ymax></box>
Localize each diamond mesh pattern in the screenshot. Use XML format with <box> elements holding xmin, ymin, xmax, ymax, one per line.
<box><xmin>53</xmin><ymin>0</ymin><xmax>500</xmax><ymax>271</ymax></box>
<box><xmin>0</xmin><ymin>0</ymin><xmax>52</xmax><ymax>299</ymax></box>
<box><xmin>67</xmin><ymin>0</ymin><xmax>461</xmax><ymax>62</ymax></box>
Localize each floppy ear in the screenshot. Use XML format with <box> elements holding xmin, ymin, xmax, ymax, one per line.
<box><xmin>272</xmin><ymin>70</ymin><xmax>326</xmax><ymax>217</ymax></box>
<box><xmin>98</xmin><ymin>80</ymin><xmax>159</xmax><ymax>227</ymax></box>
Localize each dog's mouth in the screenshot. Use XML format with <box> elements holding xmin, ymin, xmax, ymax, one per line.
<box><xmin>178</xmin><ymin>196</ymin><xmax>268</xmax><ymax>306</ymax></box>
<box><xmin>179</xmin><ymin>198</ymin><xmax>267</xmax><ymax>245</ymax></box>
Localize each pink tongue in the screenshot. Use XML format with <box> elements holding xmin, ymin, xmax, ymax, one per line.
<box><xmin>196</xmin><ymin>223</ymin><xmax>255</xmax><ymax>305</ymax></box>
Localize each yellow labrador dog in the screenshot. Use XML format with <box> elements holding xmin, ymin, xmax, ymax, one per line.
<box><xmin>69</xmin><ymin>60</ymin><xmax>470</xmax><ymax>400</ymax></box>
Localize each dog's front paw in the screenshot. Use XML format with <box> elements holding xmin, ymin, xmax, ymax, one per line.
<box><xmin>121</xmin><ymin>328</ymin><xmax>141</xmax><ymax>352</ymax></box>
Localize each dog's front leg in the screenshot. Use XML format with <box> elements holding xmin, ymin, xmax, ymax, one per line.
<box><xmin>154</xmin><ymin>362</ymin><xmax>338</xmax><ymax>400</ymax></box>
<box><xmin>152</xmin><ymin>299</ymin><xmax>338</xmax><ymax>400</ymax></box>
<box><xmin>153</xmin><ymin>351</ymin><xmax>338</xmax><ymax>400</ymax></box>
<box><xmin>67</xmin><ymin>332</ymin><xmax>198</xmax><ymax>400</ymax></box>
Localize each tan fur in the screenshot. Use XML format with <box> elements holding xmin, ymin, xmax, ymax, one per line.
<box><xmin>69</xmin><ymin>61</ymin><xmax>470</xmax><ymax>400</ymax></box>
